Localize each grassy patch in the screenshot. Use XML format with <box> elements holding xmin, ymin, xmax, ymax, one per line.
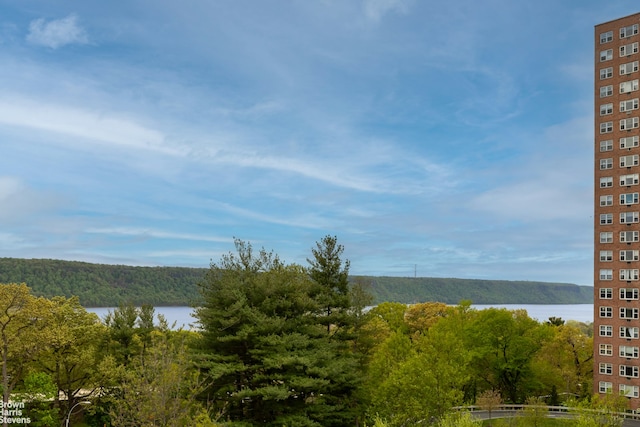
<box><xmin>482</xmin><ymin>417</ymin><xmax>575</xmax><ymax>426</ymax></box>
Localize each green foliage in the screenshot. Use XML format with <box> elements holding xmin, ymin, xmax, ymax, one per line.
<box><xmin>0</xmin><ymin>258</ymin><xmax>592</xmax><ymax>307</ymax></box>
<box><xmin>36</xmin><ymin>296</ymin><xmax>105</xmax><ymax>416</ymax></box>
<box><xmin>308</xmin><ymin>235</ymin><xmax>352</xmax><ymax>335</ymax></box>
<box><xmin>368</xmin><ymin>302</ymin><xmax>408</xmax><ymax>334</ymax></box>
<box><xmin>361</xmin><ymin>276</ymin><xmax>592</xmax><ymax>305</ymax></box>
<box><xmin>106</xmin><ymin>330</ymin><xmax>211</xmax><ymax>426</ymax></box>
<box><xmin>520</xmin><ymin>397</ymin><xmax>548</xmax><ymax>427</ymax></box>
<box><xmin>487</xmin><ymin>418</ymin><xmax>574</xmax><ymax>427</ymax></box>
<box><xmin>0</xmin><ymin>258</ymin><xmax>206</xmax><ymax>306</ymax></box>
<box><xmin>195</xmin><ymin>239</ymin><xmax>360</xmax><ymax>426</ymax></box>
<box><xmin>103</xmin><ymin>302</ymin><xmax>143</xmax><ymax>364</ymax></box>
<box><xmin>437</xmin><ymin>411</ymin><xmax>481</xmax><ymax>427</ymax></box>
<box><xmin>0</xmin><ymin>283</ymin><xmax>54</xmax><ymax>406</ymax></box>
<box><xmin>21</xmin><ymin>372</ymin><xmax>60</xmax><ymax>427</ymax></box>
<box><xmin>531</xmin><ymin>323</ymin><xmax>593</xmax><ymax>402</ymax></box>
<box><xmin>365</xmin><ymin>317</ymin><xmax>471</xmax><ymax>426</ymax></box>
<box><xmin>465</xmin><ymin>308</ymin><xmax>550</xmax><ymax>403</ymax></box>
<box><xmin>569</xmin><ymin>394</ymin><xmax>627</xmax><ymax>427</ymax></box>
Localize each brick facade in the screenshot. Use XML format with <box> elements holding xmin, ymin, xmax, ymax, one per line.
<box><xmin>594</xmin><ymin>12</ymin><xmax>640</xmax><ymax>407</ymax></box>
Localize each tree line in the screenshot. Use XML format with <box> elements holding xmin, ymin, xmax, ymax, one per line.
<box><xmin>0</xmin><ymin>257</ymin><xmax>592</xmax><ymax>307</ymax></box>
<box><xmin>0</xmin><ymin>236</ymin><xmax>608</xmax><ymax>426</ymax></box>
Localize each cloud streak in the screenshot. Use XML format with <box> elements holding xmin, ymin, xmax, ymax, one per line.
<box><xmin>27</xmin><ymin>14</ymin><xmax>88</xmax><ymax>49</ymax></box>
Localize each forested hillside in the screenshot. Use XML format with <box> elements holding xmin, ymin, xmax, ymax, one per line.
<box><xmin>362</xmin><ymin>276</ymin><xmax>593</xmax><ymax>304</ymax></box>
<box><xmin>0</xmin><ymin>258</ymin><xmax>593</xmax><ymax>306</ymax></box>
<box><xmin>0</xmin><ymin>258</ymin><xmax>204</xmax><ymax>306</ymax></box>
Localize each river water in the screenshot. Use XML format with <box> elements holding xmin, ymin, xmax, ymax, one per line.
<box><xmin>86</xmin><ymin>304</ymin><xmax>595</xmax><ymax>330</ymax></box>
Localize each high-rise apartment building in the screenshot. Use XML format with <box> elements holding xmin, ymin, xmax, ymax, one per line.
<box><xmin>594</xmin><ymin>12</ymin><xmax>640</xmax><ymax>406</ymax></box>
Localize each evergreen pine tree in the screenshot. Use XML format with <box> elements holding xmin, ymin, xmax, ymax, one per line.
<box><xmin>194</xmin><ymin>239</ymin><xmax>360</xmax><ymax>426</ymax></box>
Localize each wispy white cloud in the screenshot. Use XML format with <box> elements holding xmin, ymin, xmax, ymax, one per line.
<box><xmin>85</xmin><ymin>227</ymin><xmax>233</xmax><ymax>244</ymax></box>
<box><xmin>0</xmin><ymin>97</ymin><xmax>179</xmax><ymax>156</ymax></box>
<box><xmin>362</xmin><ymin>0</ymin><xmax>412</xmax><ymax>23</ymax></box>
<box><xmin>26</xmin><ymin>14</ymin><xmax>88</xmax><ymax>49</ymax></box>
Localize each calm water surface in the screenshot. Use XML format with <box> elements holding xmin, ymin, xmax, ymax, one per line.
<box><xmin>86</xmin><ymin>304</ymin><xmax>594</xmax><ymax>330</ymax></box>
<box><xmin>472</xmin><ymin>304</ymin><xmax>593</xmax><ymax>323</ymax></box>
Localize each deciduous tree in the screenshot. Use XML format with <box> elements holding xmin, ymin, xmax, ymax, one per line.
<box><xmin>367</xmin><ymin>302</ymin><xmax>408</xmax><ymax>334</ymax></box>
<box><xmin>367</xmin><ymin>322</ymin><xmax>470</xmax><ymax>426</ymax></box>
<box><xmin>532</xmin><ymin>323</ymin><xmax>593</xmax><ymax>400</ymax></box>
<box><xmin>108</xmin><ymin>330</ymin><xmax>214</xmax><ymax>427</ymax></box>
<box><xmin>36</xmin><ymin>296</ymin><xmax>105</xmax><ymax>417</ymax></box>
<box><xmin>0</xmin><ymin>283</ymin><xmax>53</xmax><ymax>427</ymax></box>
<box><xmin>404</xmin><ymin>302</ymin><xmax>452</xmax><ymax>336</ymax></box>
<box><xmin>465</xmin><ymin>308</ymin><xmax>549</xmax><ymax>403</ymax></box>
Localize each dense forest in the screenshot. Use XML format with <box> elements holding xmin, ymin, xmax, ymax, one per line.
<box><xmin>364</xmin><ymin>276</ymin><xmax>593</xmax><ymax>304</ymax></box>
<box><xmin>0</xmin><ymin>257</ymin><xmax>593</xmax><ymax>307</ymax></box>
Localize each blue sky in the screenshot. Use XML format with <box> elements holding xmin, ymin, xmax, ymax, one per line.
<box><xmin>0</xmin><ymin>1</ymin><xmax>636</xmax><ymax>286</ymax></box>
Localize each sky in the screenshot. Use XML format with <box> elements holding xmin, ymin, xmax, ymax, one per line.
<box><xmin>0</xmin><ymin>1</ymin><xmax>637</xmax><ymax>286</ymax></box>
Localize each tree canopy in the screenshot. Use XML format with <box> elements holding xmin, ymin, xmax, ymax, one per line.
<box><xmin>194</xmin><ymin>238</ymin><xmax>360</xmax><ymax>426</ymax></box>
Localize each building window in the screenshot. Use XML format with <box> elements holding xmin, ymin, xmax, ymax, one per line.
<box><xmin>621</xmin><ymin>326</ymin><xmax>640</xmax><ymax>339</ymax></box>
<box><xmin>600</xmin><ymin>195</ymin><xmax>613</xmax><ymax>206</ymax></box>
<box><xmin>621</xmin><ymin>136</ymin><xmax>640</xmax><ymax>149</ymax></box>
<box><xmin>600</xmin><ymin>269</ymin><xmax>613</xmax><ymax>280</ymax></box>
<box><xmin>601</xmin><ymin>251</ymin><xmax>614</xmax><ymax>262</ymax></box>
<box><xmin>600</xmin><ymin>325</ymin><xmax>614</xmax><ymax>337</ymax></box>
<box><xmin>601</xmin><ymin>103</ymin><xmax>614</xmax><ymax>115</ymax></box>
<box><xmin>621</xmin><ymin>61</ymin><xmax>639</xmax><ymax>75</ymax></box>
<box><xmin>621</xmin><ymin>270</ymin><xmax>640</xmax><ymax>281</ymax></box>
<box><xmin>620</xmin><ymin>42</ymin><xmax>639</xmax><ymax>57</ymax></box>
<box><xmin>601</xmin><ymin>85</ymin><xmax>614</xmax><ymax>97</ymax></box>
<box><xmin>620</xmin><ymin>288</ymin><xmax>639</xmax><ymax>299</ymax></box>
<box><xmin>620</xmin><ymin>154</ymin><xmax>639</xmax><ymax>167</ymax></box>
<box><xmin>620</xmin><ymin>80</ymin><xmax>639</xmax><ymax>94</ymax></box>
<box><xmin>621</xmin><ymin>230</ymin><xmax>640</xmax><ymax>242</ymax></box>
<box><xmin>621</xmin><ymin>174</ymin><xmax>640</xmax><ymax>186</ymax></box>
<box><xmin>620</xmin><ymin>346</ymin><xmax>640</xmax><ymax>358</ymax></box>
<box><xmin>601</xmin><ymin>67</ymin><xmax>614</xmax><ymax>79</ymax></box>
<box><xmin>601</xmin><ymin>287</ymin><xmax>613</xmax><ymax>299</ymax></box>
<box><xmin>601</xmin><ymin>30</ymin><xmax>614</xmax><ymax>43</ymax></box>
<box><xmin>620</xmin><ymin>117</ymin><xmax>639</xmax><ymax>131</ymax></box>
<box><xmin>620</xmin><ymin>365</ymin><xmax>640</xmax><ymax>378</ymax></box>
<box><xmin>601</xmin><ymin>363</ymin><xmax>614</xmax><ymax>375</ymax></box>
<box><xmin>601</xmin><ymin>158</ymin><xmax>613</xmax><ymax>169</ymax></box>
<box><xmin>601</xmin><ymin>232</ymin><xmax>614</xmax><ymax>243</ymax></box>
<box><xmin>601</xmin><ymin>49</ymin><xmax>614</xmax><ymax>61</ymax></box>
<box><xmin>601</xmin><ymin>122</ymin><xmax>613</xmax><ymax>133</ymax></box>
<box><xmin>620</xmin><ymin>384</ymin><xmax>640</xmax><ymax>398</ymax></box>
<box><xmin>600</xmin><ymin>306</ymin><xmax>614</xmax><ymax>318</ymax></box>
<box><xmin>600</xmin><ymin>343</ymin><xmax>614</xmax><ymax>355</ymax></box>
<box><xmin>621</xmin><ymin>212</ymin><xmax>640</xmax><ymax>224</ymax></box>
<box><xmin>620</xmin><ymin>193</ymin><xmax>639</xmax><ymax>205</ymax></box>
<box><xmin>621</xmin><ymin>98</ymin><xmax>639</xmax><ymax>112</ymax></box>
<box><xmin>621</xmin><ymin>24</ymin><xmax>639</xmax><ymax>38</ymax></box>
<box><xmin>601</xmin><ymin>213</ymin><xmax>614</xmax><ymax>225</ymax></box>
<box><xmin>621</xmin><ymin>250</ymin><xmax>640</xmax><ymax>262</ymax></box>
<box><xmin>601</xmin><ymin>176</ymin><xmax>613</xmax><ymax>187</ymax></box>
<box><xmin>601</xmin><ymin>140</ymin><xmax>614</xmax><ymax>151</ymax></box>
<box><xmin>620</xmin><ymin>307</ymin><xmax>640</xmax><ymax>318</ymax></box>
<box><xmin>599</xmin><ymin>381</ymin><xmax>613</xmax><ymax>393</ymax></box>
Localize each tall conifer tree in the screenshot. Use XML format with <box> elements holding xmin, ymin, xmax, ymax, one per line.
<box><xmin>194</xmin><ymin>239</ymin><xmax>360</xmax><ymax>426</ymax></box>
<box><xmin>307</xmin><ymin>235</ymin><xmax>352</xmax><ymax>335</ymax></box>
